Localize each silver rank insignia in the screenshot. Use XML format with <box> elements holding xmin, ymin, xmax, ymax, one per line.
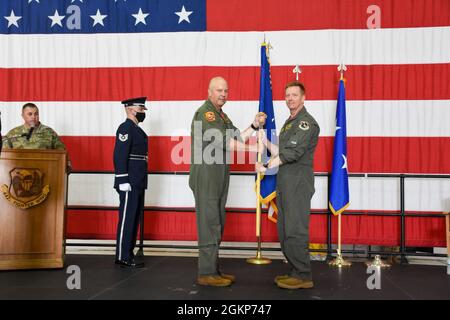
<box><xmin>119</xmin><ymin>133</ymin><xmax>128</xmax><ymax>142</ymax></box>
<box><xmin>299</xmin><ymin>121</ymin><xmax>310</xmax><ymax>131</ymax></box>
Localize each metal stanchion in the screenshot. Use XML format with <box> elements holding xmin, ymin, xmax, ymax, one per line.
<box><xmin>365</xmin><ymin>255</ymin><xmax>391</xmax><ymax>268</ymax></box>
<box><xmin>135</xmin><ymin>195</ymin><xmax>145</xmax><ymax>257</ymax></box>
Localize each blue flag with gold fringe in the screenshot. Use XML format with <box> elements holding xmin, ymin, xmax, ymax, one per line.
<box><xmin>258</xmin><ymin>43</ymin><xmax>278</xmax><ymax>222</ymax></box>
<box><xmin>329</xmin><ymin>78</ymin><xmax>350</xmax><ymax>215</ymax></box>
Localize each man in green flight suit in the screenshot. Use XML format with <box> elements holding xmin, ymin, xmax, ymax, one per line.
<box><xmin>189</xmin><ymin>76</ymin><xmax>266</xmax><ymax>287</ymax></box>
<box><xmin>3</xmin><ymin>103</ymin><xmax>66</xmax><ymax>150</ymax></box>
<box><xmin>256</xmin><ymin>81</ymin><xmax>320</xmax><ymax>289</ymax></box>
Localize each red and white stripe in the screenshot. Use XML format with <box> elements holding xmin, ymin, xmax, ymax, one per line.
<box><xmin>1</xmin><ymin>0</ymin><xmax>449</xmax><ymax>245</ymax></box>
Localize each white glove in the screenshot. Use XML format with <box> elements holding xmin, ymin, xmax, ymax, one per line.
<box><xmin>119</xmin><ymin>183</ymin><xmax>132</xmax><ymax>192</ymax></box>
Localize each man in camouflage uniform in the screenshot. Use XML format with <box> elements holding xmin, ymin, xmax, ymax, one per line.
<box><xmin>189</xmin><ymin>76</ymin><xmax>266</xmax><ymax>287</ymax></box>
<box><xmin>0</xmin><ymin>111</ymin><xmax>2</xmax><ymax>154</ymax></box>
<box><xmin>256</xmin><ymin>81</ymin><xmax>320</xmax><ymax>289</ymax></box>
<box><xmin>2</xmin><ymin>103</ymin><xmax>66</xmax><ymax>150</ymax></box>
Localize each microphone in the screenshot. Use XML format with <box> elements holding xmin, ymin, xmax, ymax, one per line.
<box><xmin>26</xmin><ymin>126</ymin><xmax>35</xmax><ymax>140</ymax></box>
<box><xmin>1</xmin><ymin>126</ymin><xmax>39</xmax><ymax>145</ymax></box>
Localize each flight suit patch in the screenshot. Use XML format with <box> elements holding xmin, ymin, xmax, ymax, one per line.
<box><xmin>299</xmin><ymin>121</ymin><xmax>310</xmax><ymax>131</ymax></box>
<box><xmin>204</xmin><ymin>112</ymin><xmax>216</xmax><ymax>122</ymax></box>
<box><xmin>221</xmin><ymin>113</ymin><xmax>231</xmax><ymax>123</ymax></box>
<box><xmin>281</xmin><ymin>123</ymin><xmax>292</xmax><ymax>133</ymax></box>
<box><xmin>119</xmin><ymin>133</ymin><xmax>128</xmax><ymax>142</ymax></box>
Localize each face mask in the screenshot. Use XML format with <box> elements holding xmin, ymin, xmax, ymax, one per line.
<box><xmin>135</xmin><ymin>112</ymin><xmax>146</xmax><ymax>123</ymax></box>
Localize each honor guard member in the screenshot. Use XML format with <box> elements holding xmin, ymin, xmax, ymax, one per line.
<box><xmin>256</xmin><ymin>81</ymin><xmax>320</xmax><ymax>289</ymax></box>
<box><xmin>189</xmin><ymin>77</ymin><xmax>266</xmax><ymax>287</ymax></box>
<box><xmin>113</xmin><ymin>97</ymin><xmax>148</xmax><ymax>268</ymax></box>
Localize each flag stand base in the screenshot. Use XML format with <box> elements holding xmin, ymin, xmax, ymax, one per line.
<box><xmin>365</xmin><ymin>255</ymin><xmax>391</xmax><ymax>268</ymax></box>
<box><xmin>328</xmin><ymin>254</ymin><xmax>352</xmax><ymax>267</ymax></box>
<box><xmin>247</xmin><ymin>251</ymin><xmax>271</xmax><ymax>265</ymax></box>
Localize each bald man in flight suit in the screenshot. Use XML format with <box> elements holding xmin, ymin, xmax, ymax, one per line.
<box><xmin>189</xmin><ymin>77</ymin><xmax>266</xmax><ymax>286</ymax></box>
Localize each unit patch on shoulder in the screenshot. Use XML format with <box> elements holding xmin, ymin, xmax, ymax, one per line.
<box><xmin>119</xmin><ymin>133</ymin><xmax>128</xmax><ymax>142</ymax></box>
<box><xmin>299</xmin><ymin>121</ymin><xmax>310</xmax><ymax>131</ymax></box>
<box><xmin>204</xmin><ymin>111</ymin><xmax>216</xmax><ymax>122</ymax></box>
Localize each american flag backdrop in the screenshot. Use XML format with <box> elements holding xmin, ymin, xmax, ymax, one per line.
<box><xmin>1</xmin><ymin>0</ymin><xmax>449</xmax><ymax>246</ymax></box>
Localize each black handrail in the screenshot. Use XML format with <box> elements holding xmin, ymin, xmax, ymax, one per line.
<box><xmin>400</xmin><ymin>174</ymin><xmax>406</xmax><ymax>263</ymax></box>
<box><xmin>65</xmin><ymin>171</ymin><xmax>450</xmax><ymax>261</ymax></box>
<box><xmin>67</xmin><ymin>205</ymin><xmax>446</xmax><ymax>218</ymax></box>
<box><xmin>69</xmin><ymin>170</ymin><xmax>450</xmax><ymax>179</ymax></box>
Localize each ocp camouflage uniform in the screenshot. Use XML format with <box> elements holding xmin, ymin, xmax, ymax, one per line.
<box><xmin>277</xmin><ymin>107</ymin><xmax>320</xmax><ymax>281</ymax></box>
<box><xmin>3</xmin><ymin>124</ymin><xmax>66</xmax><ymax>150</ymax></box>
<box><xmin>189</xmin><ymin>99</ymin><xmax>242</xmax><ymax>276</ymax></box>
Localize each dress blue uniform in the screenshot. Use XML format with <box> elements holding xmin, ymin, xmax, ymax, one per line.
<box><xmin>113</xmin><ymin>97</ymin><xmax>148</xmax><ymax>267</ymax></box>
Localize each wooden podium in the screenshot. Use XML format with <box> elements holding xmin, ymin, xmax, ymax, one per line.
<box><xmin>0</xmin><ymin>149</ymin><xmax>67</xmax><ymax>270</ymax></box>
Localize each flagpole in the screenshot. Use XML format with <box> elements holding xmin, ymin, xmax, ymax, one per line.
<box><xmin>247</xmin><ymin>127</ymin><xmax>271</xmax><ymax>265</ymax></box>
<box><xmin>338</xmin><ymin>213</ymin><xmax>341</xmax><ymax>256</ymax></box>
<box><xmin>248</xmin><ymin>42</ymin><xmax>272</xmax><ymax>265</ymax></box>
<box><xmin>329</xmin><ymin>63</ymin><xmax>351</xmax><ymax>268</ymax></box>
<box><xmin>329</xmin><ymin>212</ymin><xmax>351</xmax><ymax>267</ymax></box>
